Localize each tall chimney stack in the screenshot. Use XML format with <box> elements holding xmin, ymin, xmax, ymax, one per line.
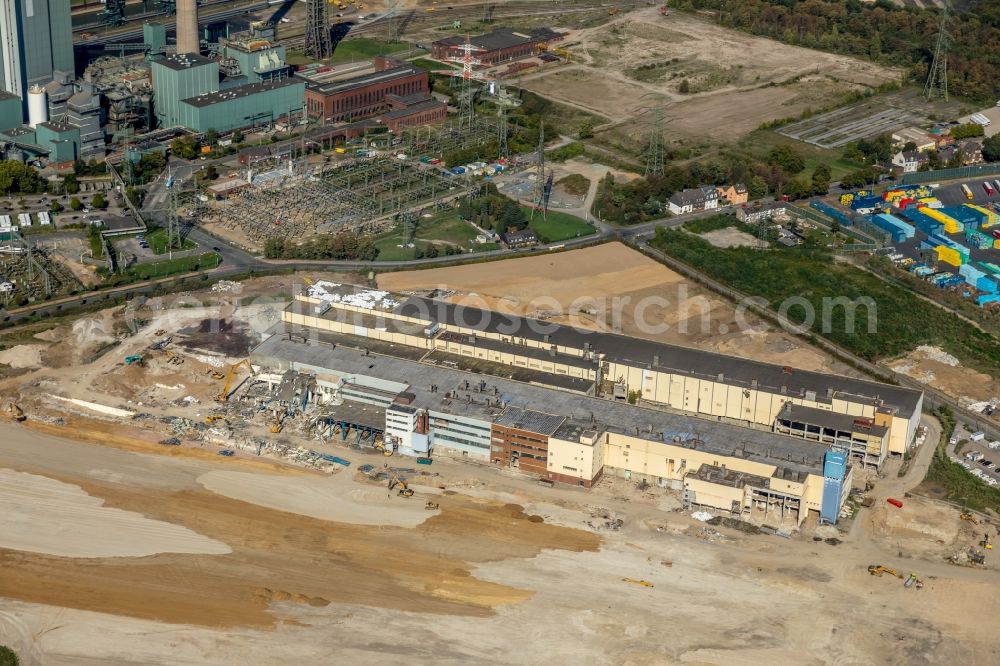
<box><xmin>176</xmin><ymin>0</ymin><xmax>200</xmax><ymax>55</ymax></box>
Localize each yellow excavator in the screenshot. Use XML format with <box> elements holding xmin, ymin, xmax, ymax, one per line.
<box><xmin>374</xmin><ymin>440</ymin><xmax>393</xmax><ymax>457</ymax></box>
<box><xmin>206</xmin><ymin>368</ymin><xmax>225</xmax><ymax>380</ymax></box>
<box><xmin>270</xmin><ymin>407</ymin><xmax>287</xmax><ymax>434</ymax></box>
<box><xmin>961</xmin><ymin>511</ymin><xmax>979</xmax><ymax>524</ymax></box>
<box><xmin>389</xmin><ymin>472</ymin><xmax>414</xmax><ymax>497</ymax></box>
<box><xmin>205</xmin><ymin>414</ymin><xmax>227</xmax><ymax>425</ymax></box>
<box><xmin>216</xmin><ymin>359</ymin><xmax>255</xmax><ymax>402</ymax></box>
<box><xmin>868</xmin><ymin>565</ymin><xmax>903</xmax><ymax>579</ymax></box>
<box><xmin>3</xmin><ymin>401</ymin><xmax>25</xmax><ymax>422</ymax></box>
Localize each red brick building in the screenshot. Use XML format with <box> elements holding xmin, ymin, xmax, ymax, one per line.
<box><xmin>379</xmin><ymin>93</ymin><xmax>447</xmax><ymax>132</ymax></box>
<box><xmin>489</xmin><ymin>407</ymin><xmax>565</xmax><ymax>476</ymax></box>
<box><xmin>302</xmin><ymin>57</ymin><xmax>429</xmax><ymax>123</ymax></box>
<box><xmin>431</xmin><ymin>28</ymin><xmax>563</xmax><ymax>66</ymax></box>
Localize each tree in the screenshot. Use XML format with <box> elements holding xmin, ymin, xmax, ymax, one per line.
<box><xmin>902</xmin><ymin>141</ymin><xmax>918</xmax><ymax>153</ymax></box>
<box><xmin>69</xmin><ymin>197</ymin><xmax>82</xmax><ymax>211</ymax></box>
<box><xmin>204</xmin><ymin>165</ymin><xmax>218</xmax><ymax>181</ymax></box>
<box><xmin>951</xmin><ymin>123</ymin><xmax>985</xmax><ymax>140</ymax></box>
<box><xmin>767</xmin><ymin>145</ymin><xmax>805</xmax><ymax>173</ymax></box>
<box><xmin>0</xmin><ymin>645</ymin><xmax>19</xmax><ymax>666</ymax></box>
<box><xmin>170</xmin><ymin>136</ymin><xmax>198</xmax><ymax>160</ymax></box>
<box><xmin>982</xmin><ymin>135</ymin><xmax>1000</xmax><ymax>162</ymax></box>
<box><xmin>868</xmin><ymin>33</ymin><xmax>881</xmax><ymax>60</ymax></box>
<box><xmin>63</xmin><ymin>173</ymin><xmax>79</xmax><ymax>194</ymax></box>
<box><xmin>50</xmin><ymin>200</ymin><xmax>63</xmax><ymax>213</ymax></box>
<box><xmin>92</xmin><ymin>192</ymin><xmax>107</xmax><ymax>209</ymax></box>
<box><xmin>424</xmin><ymin>244</ymin><xmax>439</xmax><ymax>258</ymax></box>
<box><xmin>232</xmin><ymin>129</ymin><xmax>244</xmax><ymax>144</ymax></box>
<box><xmin>205</xmin><ymin>128</ymin><xmax>219</xmax><ymax>145</ymax></box>
<box><xmin>578</xmin><ymin>119</ymin><xmax>595</xmax><ymax>140</ymax></box>
<box><xmin>678</xmin><ymin>78</ymin><xmax>690</xmax><ymax>94</ymax></box>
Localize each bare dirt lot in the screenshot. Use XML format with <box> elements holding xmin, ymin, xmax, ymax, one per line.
<box><xmin>2</xmin><ymin>421</ymin><xmax>999</xmax><ymax>665</ymax></box>
<box><xmin>520</xmin><ymin>8</ymin><xmax>901</xmax><ymax>146</ymax></box>
<box><xmin>378</xmin><ymin>242</ymin><xmax>853</xmax><ymax>374</ymax></box>
<box><xmin>889</xmin><ymin>345</ymin><xmax>1000</xmax><ymax>408</ymax></box>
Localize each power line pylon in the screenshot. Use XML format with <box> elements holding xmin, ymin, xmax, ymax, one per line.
<box><xmin>645</xmin><ymin>103</ymin><xmax>665</xmax><ymax>178</ymax></box>
<box><xmin>305</xmin><ymin>0</ymin><xmax>333</xmax><ymax>60</ymax></box>
<box><xmin>924</xmin><ymin>5</ymin><xmax>949</xmax><ymax>101</ymax></box>
<box><xmin>489</xmin><ymin>80</ymin><xmax>521</xmax><ymax>160</ymax></box>
<box><xmin>531</xmin><ymin>124</ymin><xmax>547</xmax><ymax>221</ymax></box>
<box><xmin>448</xmin><ymin>37</ymin><xmax>485</xmax><ymax>132</ymax></box>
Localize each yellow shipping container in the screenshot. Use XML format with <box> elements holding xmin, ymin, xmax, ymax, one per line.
<box><xmin>935</xmin><ymin>245</ymin><xmax>962</xmax><ymax>267</ymax></box>
<box><xmin>993</xmin><ymin>239</ymin><xmax>1000</xmax><ymax>250</ymax></box>
<box><xmin>922</xmin><ymin>206</ymin><xmax>961</xmax><ymax>234</ymax></box>
<box><xmin>967</xmin><ymin>204</ymin><xmax>999</xmax><ymax>228</ymax></box>
<box><xmin>840</xmin><ymin>193</ymin><xmax>854</xmax><ymax>206</ymax></box>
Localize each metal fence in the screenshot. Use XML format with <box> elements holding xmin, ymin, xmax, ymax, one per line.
<box><xmin>901</xmin><ymin>163</ymin><xmax>1000</xmax><ymax>185</ymax></box>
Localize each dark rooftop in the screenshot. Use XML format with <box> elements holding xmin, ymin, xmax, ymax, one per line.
<box><xmin>182</xmin><ymin>78</ymin><xmax>303</xmax><ymax>108</ymax></box>
<box><xmin>155</xmin><ymin>53</ymin><xmax>217</xmax><ymax>71</ymax></box>
<box><xmin>392</xmin><ymin>296</ymin><xmax>922</xmax><ymax>418</ymax></box>
<box><xmin>303</xmin><ymin>65</ymin><xmax>422</xmax><ymax>96</ymax></box>
<box><xmin>37</xmin><ymin>121</ymin><xmax>76</xmax><ymax>134</ymax></box>
<box><xmin>777</xmin><ymin>403</ymin><xmax>889</xmax><ymax>438</ymax></box>
<box><xmin>494</xmin><ymin>406</ymin><xmax>565</xmax><ymax>436</ymax></box>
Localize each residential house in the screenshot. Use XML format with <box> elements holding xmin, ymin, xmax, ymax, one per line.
<box><xmin>961</xmin><ymin>140</ymin><xmax>984</xmax><ymax>166</ymax></box>
<box><xmin>736</xmin><ymin>201</ymin><xmax>787</xmax><ymax>224</ymax></box>
<box><xmin>501</xmin><ymin>229</ymin><xmax>539</xmax><ymax>248</ymax></box>
<box><xmin>717</xmin><ymin>183</ymin><xmax>748</xmax><ymax>206</ymax></box>
<box><xmin>667</xmin><ymin>187</ymin><xmax>718</xmax><ymax>215</ymax></box>
<box><xmin>891</xmin><ymin>150</ymin><xmax>928</xmax><ymax>174</ymax></box>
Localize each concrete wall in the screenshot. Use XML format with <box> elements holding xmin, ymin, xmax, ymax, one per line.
<box><xmin>546</xmin><ymin>432</ymin><xmax>604</xmax><ymax>485</ymax></box>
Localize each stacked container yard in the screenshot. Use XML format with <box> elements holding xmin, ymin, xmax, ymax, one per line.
<box><xmin>935</xmin><ymin>246</ymin><xmax>963</xmax><ymax>266</ymax></box>
<box><xmin>810</xmin><ymin>200</ymin><xmax>854</xmax><ymax>227</ymax></box>
<box><xmin>920</xmin><ymin>206</ymin><xmax>964</xmax><ymax>233</ymax></box>
<box><xmin>966</xmin><ymin>227</ymin><xmax>995</xmax><ymax>250</ymax></box>
<box><xmin>942</xmin><ymin>205</ymin><xmax>987</xmax><ymax>228</ymax></box>
<box><xmin>966</xmin><ymin>204</ymin><xmax>998</xmax><ymax>227</ymax></box>
<box><xmin>850</xmin><ymin>195</ymin><xmax>887</xmax><ymax>215</ymax></box>
<box><xmin>917</xmin><ymin>196</ymin><xmax>943</xmax><ymax>208</ymax></box>
<box><xmin>871</xmin><ymin>213</ymin><xmax>915</xmax><ymax>242</ymax></box>
<box><xmin>960</xmin><ymin>262</ymin><xmax>988</xmax><ymax>288</ymax></box>
<box><xmin>900</xmin><ymin>207</ymin><xmax>944</xmax><ymax>236</ymax></box>
<box><xmin>839</xmin><ymin>189</ymin><xmax>873</xmax><ymax>206</ymax></box>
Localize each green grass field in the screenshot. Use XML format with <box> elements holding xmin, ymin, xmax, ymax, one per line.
<box><xmin>524</xmin><ymin>207</ymin><xmax>595</xmax><ymax>243</ymax></box>
<box><xmin>286</xmin><ymin>39</ymin><xmax>418</xmax><ymax>67</ymax></box>
<box><xmin>124</xmin><ymin>253</ymin><xmax>220</xmax><ymax>280</ymax></box>
<box><xmin>373</xmin><ymin>211</ymin><xmax>489</xmax><ymax>260</ymax></box>
<box><xmin>144</xmin><ymin>227</ymin><xmax>197</xmax><ymax>255</ymax></box>
<box><xmin>409</xmin><ymin>57</ymin><xmax>458</xmax><ymax>72</ymax></box>
<box><xmin>738</xmin><ymin>130</ymin><xmax>865</xmax><ymax>181</ymax></box>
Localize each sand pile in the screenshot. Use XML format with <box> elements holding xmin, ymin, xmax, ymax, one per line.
<box><xmin>0</xmin><ymin>345</ymin><xmax>47</xmax><ymax>369</ymax></box>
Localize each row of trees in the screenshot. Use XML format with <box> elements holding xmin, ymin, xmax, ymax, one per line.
<box><xmin>0</xmin><ymin>160</ymin><xmax>41</xmax><ymax>195</ymax></box>
<box><xmin>680</xmin><ymin>0</ymin><xmax>1000</xmax><ymax>101</ymax></box>
<box><xmin>263</xmin><ymin>232</ymin><xmax>379</xmax><ymax>261</ymax></box>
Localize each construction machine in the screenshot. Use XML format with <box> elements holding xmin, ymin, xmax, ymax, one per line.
<box><xmin>374</xmin><ymin>440</ymin><xmax>393</xmax><ymax>457</ymax></box>
<box><xmin>216</xmin><ymin>359</ymin><xmax>255</xmax><ymax>402</ymax></box>
<box><xmin>205</xmin><ymin>414</ymin><xmax>227</xmax><ymax>425</ymax></box>
<box><xmin>124</xmin><ymin>354</ymin><xmax>144</xmax><ymax>366</ymax></box>
<box><xmin>622</xmin><ymin>578</ymin><xmax>654</xmax><ymax>587</ymax></box>
<box><xmin>868</xmin><ymin>565</ymin><xmax>903</xmax><ymax>578</ymax></box>
<box><xmin>982</xmin><ymin>533</ymin><xmax>993</xmax><ymax>550</ymax></box>
<box><xmin>270</xmin><ymin>407</ymin><xmax>287</xmax><ymax>434</ymax></box>
<box><xmin>207</xmin><ymin>369</ymin><xmax>225</xmax><ymax>380</ymax></box>
<box><xmin>3</xmin><ymin>401</ymin><xmax>25</xmax><ymax>422</ymax></box>
<box><xmin>388</xmin><ymin>472</ymin><xmax>414</xmax><ymax>497</ymax></box>
<box><xmin>425</xmin><ymin>501</ymin><xmax>439</xmax><ymax>510</ymax></box>
<box><xmin>961</xmin><ymin>511</ymin><xmax>979</xmax><ymax>524</ymax></box>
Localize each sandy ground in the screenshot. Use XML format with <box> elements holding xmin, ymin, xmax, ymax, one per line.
<box><xmin>1</xmin><ymin>419</ymin><xmax>999</xmax><ymax>664</ymax></box>
<box><xmin>198</xmin><ymin>469</ymin><xmax>436</xmax><ymax>528</ymax></box>
<box><xmin>378</xmin><ymin>242</ymin><xmax>853</xmax><ymax>374</ymax></box>
<box><xmin>699</xmin><ymin>227</ymin><xmax>758</xmax><ymax>248</ymax></box>
<box><xmin>520</xmin><ymin>8</ymin><xmax>901</xmax><ymax>144</ymax></box>
<box><xmin>0</xmin><ymin>469</ymin><xmax>231</xmax><ymax>558</ymax></box>
<box><xmin>889</xmin><ymin>345</ymin><xmax>1000</xmax><ymax>408</ymax></box>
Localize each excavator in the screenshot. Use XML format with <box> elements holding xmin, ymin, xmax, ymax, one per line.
<box><xmin>425</xmin><ymin>501</ymin><xmax>439</xmax><ymax>510</ymax></box>
<box><xmin>270</xmin><ymin>407</ymin><xmax>287</xmax><ymax>434</ymax></box>
<box><xmin>868</xmin><ymin>565</ymin><xmax>903</xmax><ymax>579</ymax></box>
<box><xmin>374</xmin><ymin>440</ymin><xmax>394</xmax><ymax>457</ymax></box>
<box><xmin>982</xmin><ymin>533</ymin><xmax>993</xmax><ymax>551</ymax></box>
<box><xmin>961</xmin><ymin>511</ymin><xmax>979</xmax><ymax>524</ymax></box>
<box><xmin>388</xmin><ymin>472</ymin><xmax>414</xmax><ymax>497</ymax></box>
<box><xmin>206</xmin><ymin>368</ymin><xmax>225</xmax><ymax>380</ymax></box>
<box><xmin>205</xmin><ymin>414</ymin><xmax>227</xmax><ymax>425</ymax></box>
<box><xmin>622</xmin><ymin>578</ymin><xmax>654</xmax><ymax>587</ymax></box>
<box><xmin>2</xmin><ymin>401</ymin><xmax>25</xmax><ymax>422</ymax></box>
<box><xmin>216</xmin><ymin>359</ymin><xmax>255</xmax><ymax>402</ymax></box>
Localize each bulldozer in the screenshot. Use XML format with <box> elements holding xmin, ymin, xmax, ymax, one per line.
<box><xmin>961</xmin><ymin>511</ymin><xmax>979</xmax><ymax>524</ymax></box>
<box><xmin>207</xmin><ymin>369</ymin><xmax>225</xmax><ymax>380</ymax></box>
<box><xmin>868</xmin><ymin>565</ymin><xmax>902</xmax><ymax>579</ymax></box>
<box><xmin>425</xmin><ymin>501</ymin><xmax>440</xmax><ymax>510</ymax></box>
<box><xmin>205</xmin><ymin>414</ymin><xmax>227</xmax><ymax>425</ymax></box>
<box><xmin>216</xmin><ymin>359</ymin><xmax>255</xmax><ymax>402</ymax></box>
<box><xmin>2</xmin><ymin>401</ymin><xmax>25</xmax><ymax>422</ymax></box>
<box><xmin>389</xmin><ymin>472</ymin><xmax>414</xmax><ymax>497</ymax></box>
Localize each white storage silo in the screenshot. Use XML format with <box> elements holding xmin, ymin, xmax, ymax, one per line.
<box><xmin>27</xmin><ymin>85</ymin><xmax>48</xmax><ymax>128</ymax></box>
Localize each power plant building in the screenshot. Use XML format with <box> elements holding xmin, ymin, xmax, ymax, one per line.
<box><xmin>151</xmin><ymin>53</ymin><xmax>220</xmax><ymax>128</ymax></box>
<box><xmin>0</xmin><ymin>0</ymin><xmax>74</xmax><ymax>104</ymax></box>
<box><xmin>302</xmin><ymin>57</ymin><xmax>430</xmax><ymax>123</ymax></box>
<box><xmin>431</xmin><ymin>28</ymin><xmax>564</xmax><ymax>65</ymax></box>
<box><xmin>177</xmin><ymin>77</ymin><xmax>305</xmax><ymax>132</ymax></box>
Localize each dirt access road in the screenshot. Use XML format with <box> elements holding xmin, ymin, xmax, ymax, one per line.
<box><xmin>2</xmin><ymin>418</ymin><xmax>1000</xmax><ymax>664</ymax></box>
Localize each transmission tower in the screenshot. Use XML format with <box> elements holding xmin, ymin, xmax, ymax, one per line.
<box><xmin>305</xmin><ymin>0</ymin><xmax>333</xmax><ymax>60</ymax></box>
<box><xmin>645</xmin><ymin>104</ymin><xmax>665</xmax><ymax>178</ymax></box>
<box><xmin>924</xmin><ymin>5</ymin><xmax>949</xmax><ymax>101</ymax></box>
<box><xmin>448</xmin><ymin>38</ymin><xmax>485</xmax><ymax>132</ymax></box>
<box><xmin>531</xmin><ymin>125</ymin><xmax>547</xmax><ymax>221</ymax></box>
<box><xmin>490</xmin><ymin>81</ymin><xmax>521</xmax><ymax>160</ymax></box>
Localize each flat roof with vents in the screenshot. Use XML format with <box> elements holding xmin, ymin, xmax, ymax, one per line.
<box><xmin>181</xmin><ymin>77</ymin><xmax>302</xmax><ymax>108</ymax></box>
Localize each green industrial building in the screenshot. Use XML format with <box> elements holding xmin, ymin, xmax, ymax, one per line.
<box><xmin>0</xmin><ymin>92</ymin><xmax>22</xmax><ymax>132</ymax></box>
<box><xmin>177</xmin><ymin>78</ymin><xmax>305</xmax><ymax>133</ymax></box>
<box><xmin>221</xmin><ymin>41</ymin><xmax>289</xmax><ymax>84</ymax></box>
<box><xmin>35</xmin><ymin>121</ymin><xmax>80</xmax><ymax>163</ymax></box>
<box><xmin>151</xmin><ymin>53</ymin><xmax>219</xmax><ymax>128</ymax></box>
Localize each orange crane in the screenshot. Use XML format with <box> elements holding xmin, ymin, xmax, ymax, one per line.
<box><xmin>216</xmin><ymin>360</ymin><xmax>255</xmax><ymax>402</ymax></box>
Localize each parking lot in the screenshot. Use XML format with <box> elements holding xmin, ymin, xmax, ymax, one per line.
<box><xmin>951</xmin><ymin>422</ymin><xmax>1000</xmax><ymax>487</ymax></box>
<box><xmin>935</xmin><ymin>179</ymin><xmax>1000</xmax><ymax>207</ymax></box>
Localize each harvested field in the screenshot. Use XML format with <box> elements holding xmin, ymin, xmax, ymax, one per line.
<box><xmin>378</xmin><ymin>242</ymin><xmax>852</xmax><ymax>374</ymax></box>
<box><xmin>519</xmin><ymin>8</ymin><xmax>901</xmax><ymax>146</ymax></box>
